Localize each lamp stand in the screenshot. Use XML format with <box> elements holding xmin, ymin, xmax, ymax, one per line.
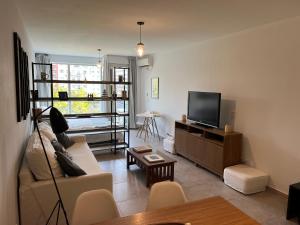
<box><xmin>34</xmin><ymin>106</ymin><xmax>70</xmax><ymax>225</ymax></box>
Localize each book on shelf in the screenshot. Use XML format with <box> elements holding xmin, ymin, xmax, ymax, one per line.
<box><xmin>143</xmin><ymin>154</ymin><xmax>165</xmax><ymax>163</ymax></box>
<box><xmin>133</xmin><ymin>145</ymin><xmax>152</xmax><ymax>153</ymax></box>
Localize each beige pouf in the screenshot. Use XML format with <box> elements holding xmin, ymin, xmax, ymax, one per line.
<box><xmin>224</xmin><ymin>164</ymin><xmax>269</xmax><ymax>194</ymax></box>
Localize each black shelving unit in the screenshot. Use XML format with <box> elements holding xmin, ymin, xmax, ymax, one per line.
<box><xmin>31</xmin><ymin>63</ymin><xmax>131</xmax><ymax>153</ymax></box>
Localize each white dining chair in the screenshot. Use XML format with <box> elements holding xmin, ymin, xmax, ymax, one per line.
<box><xmin>146</xmin><ymin>181</ymin><xmax>187</xmax><ymax>211</ymax></box>
<box><xmin>72</xmin><ymin>189</ymin><xmax>120</xmax><ymax>225</ymax></box>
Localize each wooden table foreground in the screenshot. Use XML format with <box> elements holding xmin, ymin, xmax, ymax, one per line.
<box><xmin>95</xmin><ymin>196</ymin><xmax>260</xmax><ymax>225</ymax></box>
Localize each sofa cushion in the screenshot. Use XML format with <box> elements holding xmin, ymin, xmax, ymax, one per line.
<box><xmin>38</xmin><ymin>122</ymin><xmax>57</xmax><ymax>141</ymax></box>
<box><xmin>26</xmin><ymin>132</ymin><xmax>63</xmax><ymax>180</ymax></box>
<box><xmin>56</xmin><ymin>132</ymin><xmax>75</xmax><ymax>148</ymax></box>
<box><xmin>51</xmin><ymin>139</ymin><xmax>72</xmax><ymax>160</ymax></box>
<box><xmin>56</xmin><ymin>151</ymin><xmax>86</xmax><ymax>176</ymax></box>
<box><xmin>67</xmin><ymin>141</ymin><xmax>101</xmax><ymax>174</ymax></box>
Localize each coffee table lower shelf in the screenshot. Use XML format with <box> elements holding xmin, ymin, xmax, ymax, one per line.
<box><xmin>126</xmin><ymin>149</ymin><xmax>176</xmax><ymax>187</ymax></box>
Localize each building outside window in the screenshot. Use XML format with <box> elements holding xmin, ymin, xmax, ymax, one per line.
<box><xmin>52</xmin><ymin>63</ymin><xmax>102</xmax><ymax>114</ymax></box>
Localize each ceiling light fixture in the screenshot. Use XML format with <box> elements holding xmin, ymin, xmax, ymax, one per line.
<box><xmin>136</xmin><ymin>21</ymin><xmax>145</xmax><ymax>57</ymax></box>
<box><xmin>96</xmin><ymin>48</ymin><xmax>102</xmax><ymax>68</ymax></box>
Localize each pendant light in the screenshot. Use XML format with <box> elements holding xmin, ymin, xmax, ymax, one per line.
<box><xmin>96</xmin><ymin>49</ymin><xmax>102</xmax><ymax>68</ymax></box>
<box><xmin>136</xmin><ymin>21</ymin><xmax>145</xmax><ymax>57</ymax></box>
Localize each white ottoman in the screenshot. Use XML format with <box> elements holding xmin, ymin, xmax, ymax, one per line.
<box><xmin>224</xmin><ymin>164</ymin><xmax>269</xmax><ymax>194</ymax></box>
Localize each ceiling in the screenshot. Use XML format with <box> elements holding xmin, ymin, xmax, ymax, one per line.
<box><xmin>15</xmin><ymin>0</ymin><xmax>300</xmax><ymax>57</ymax></box>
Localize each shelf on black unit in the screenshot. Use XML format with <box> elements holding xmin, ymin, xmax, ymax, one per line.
<box><xmin>31</xmin><ymin>97</ymin><xmax>129</xmax><ymax>101</ymax></box>
<box><xmin>34</xmin><ymin>79</ymin><xmax>131</xmax><ymax>85</ymax></box>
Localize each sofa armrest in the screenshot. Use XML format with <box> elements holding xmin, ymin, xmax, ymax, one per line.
<box><xmin>69</xmin><ymin>134</ymin><xmax>86</xmax><ymax>143</ymax></box>
<box><xmin>30</xmin><ymin>172</ymin><xmax>112</xmax><ymax>221</ymax></box>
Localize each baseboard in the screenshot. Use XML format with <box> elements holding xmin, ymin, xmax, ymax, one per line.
<box><xmin>267</xmin><ymin>186</ymin><xmax>288</xmax><ymax>198</ymax></box>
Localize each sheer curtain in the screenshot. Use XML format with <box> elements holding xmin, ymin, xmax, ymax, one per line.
<box><xmin>129</xmin><ymin>57</ymin><xmax>137</xmax><ymax>128</ymax></box>
<box><xmin>102</xmin><ymin>55</ymin><xmax>111</xmax><ymax>113</ymax></box>
<box><xmin>102</xmin><ymin>55</ymin><xmax>137</xmax><ymax>128</ymax></box>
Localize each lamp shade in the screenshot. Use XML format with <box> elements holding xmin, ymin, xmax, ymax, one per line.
<box><xmin>136</xmin><ymin>42</ymin><xmax>144</xmax><ymax>57</ymax></box>
<box><xmin>50</xmin><ymin>107</ymin><xmax>69</xmax><ymax>134</ymax></box>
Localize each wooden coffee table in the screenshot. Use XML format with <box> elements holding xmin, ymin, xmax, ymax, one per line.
<box><xmin>126</xmin><ymin>148</ymin><xmax>176</xmax><ymax>187</ymax></box>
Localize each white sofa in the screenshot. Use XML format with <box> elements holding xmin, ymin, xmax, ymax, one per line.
<box><xmin>19</xmin><ymin>133</ymin><xmax>113</xmax><ymax>225</ymax></box>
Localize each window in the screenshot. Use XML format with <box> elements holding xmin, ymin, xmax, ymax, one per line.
<box><xmin>52</xmin><ymin>63</ymin><xmax>102</xmax><ymax>114</ymax></box>
<box><xmin>114</xmin><ymin>68</ymin><xmax>129</xmax><ymax>113</ymax></box>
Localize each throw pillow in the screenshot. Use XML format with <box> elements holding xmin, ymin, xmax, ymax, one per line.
<box><xmin>26</xmin><ymin>132</ymin><xmax>63</xmax><ymax>180</ymax></box>
<box><xmin>38</xmin><ymin>122</ymin><xmax>57</xmax><ymax>141</ymax></box>
<box><xmin>56</xmin><ymin>132</ymin><xmax>75</xmax><ymax>148</ymax></box>
<box><xmin>51</xmin><ymin>140</ymin><xmax>72</xmax><ymax>160</ymax></box>
<box><xmin>55</xmin><ymin>151</ymin><xmax>86</xmax><ymax>176</ymax></box>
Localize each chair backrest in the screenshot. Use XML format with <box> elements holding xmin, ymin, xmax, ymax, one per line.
<box><xmin>146</xmin><ymin>181</ymin><xmax>187</xmax><ymax>211</ymax></box>
<box><xmin>72</xmin><ymin>189</ymin><xmax>120</xmax><ymax>225</ymax></box>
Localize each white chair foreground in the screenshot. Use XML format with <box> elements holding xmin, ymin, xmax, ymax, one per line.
<box><xmin>72</xmin><ymin>189</ymin><xmax>120</xmax><ymax>225</ymax></box>
<box><xmin>146</xmin><ymin>181</ymin><xmax>187</xmax><ymax>211</ymax></box>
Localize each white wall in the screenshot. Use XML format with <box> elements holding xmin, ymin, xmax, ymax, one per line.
<box><xmin>50</xmin><ymin>54</ymin><xmax>98</xmax><ymax>64</ymax></box>
<box><xmin>139</xmin><ymin>16</ymin><xmax>300</xmax><ymax>194</ymax></box>
<box><xmin>0</xmin><ymin>0</ymin><xmax>33</xmax><ymax>224</ymax></box>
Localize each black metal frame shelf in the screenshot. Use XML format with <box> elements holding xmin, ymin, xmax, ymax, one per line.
<box><xmin>38</xmin><ymin>112</ymin><xmax>129</xmax><ymax>119</ymax></box>
<box><xmin>89</xmin><ymin>142</ymin><xmax>129</xmax><ymax>152</ymax></box>
<box><xmin>66</xmin><ymin>127</ymin><xmax>129</xmax><ymax>135</ymax></box>
<box><xmin>34</xmin><ymin>79</ymin><xmax>131</xmax><ymax>85</ymax></box>
<box><xmin>31</xmin><ymin>97</ymin><xmax>129</xmax><ymax>101</ymax></box>
<box><xmin>31</xmin><ymin>63</ymin><xmax>131</xmax><ymax>154</ymax></box>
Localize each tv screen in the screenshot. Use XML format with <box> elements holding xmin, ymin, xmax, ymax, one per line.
<box><xmin>187</xmin><ymin>91</ymin><xmax>221</xmax><ymax>128</ymax></box>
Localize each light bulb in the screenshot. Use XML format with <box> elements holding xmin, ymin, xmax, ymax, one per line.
<box><xmin>136</xmin><ymin>42</ymin><xmax>144</xmax><ymax>57</ymax></box>
<box><xmin>96</xmin><ymin>61</ymin><xmax>102</xmax><ymax>68</ymax></box>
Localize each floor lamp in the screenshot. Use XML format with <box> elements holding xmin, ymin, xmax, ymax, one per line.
<box><xmin>33</xmin><ymin>106</ymin><xmax>70</xmax><ymax>225</ymax></box>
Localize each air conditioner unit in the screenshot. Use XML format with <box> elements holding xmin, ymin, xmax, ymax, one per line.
<box><xmin>137</xmin><ymin>56</ymin><xmax>152</xmax><ymax>67</ymax></box>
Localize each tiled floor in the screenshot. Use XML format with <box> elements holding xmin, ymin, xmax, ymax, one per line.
<box><xmin>94</xmin><ymin>130</ymin><xmax>296</xmax><ymax>225</ymax></box>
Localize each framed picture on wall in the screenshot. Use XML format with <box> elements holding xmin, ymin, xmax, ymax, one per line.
<box><xmin>13</xmin><ymin>32</ymin><xmax>30</xmax><ymax>122</ymax></box>
<box><xmin>151</xmin><ymin>77</ymin><xmax>159</xmax><ymax>99</ymax></box>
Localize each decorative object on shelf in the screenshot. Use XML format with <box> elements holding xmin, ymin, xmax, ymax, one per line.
<box><xmin>31</xmin><ymin>90</ymin><xmax>39</xmax><ymax>100</ymax></box>
<box><xmin>112</xmin><ymin>91</ymin><xmax>117</xmax><ymax>100</ymax></box>
<box><xmin>102</xmin><ymin>89</ymin><xmax>108</xmax><ymax>98</ymax></box>
<box><xmin>58</xmin><ymin>91</ymin><xmax>68</xmax><ymax>100</ymax></box>
<box><xmin>33</xmin><ymin>106</ymin><xmax>70</xmax><ymax>225</ymax></box>
<box><xmin>151</xmin><ymin>77</ymin><xmax>159</xmax><ymax>99</ymax></box>
<box><xmin>136</xmin><ymin>21</ymin><xmax>145</xmax><ymax>57</ymax></box>
<box><xmin>87</xmin><ymin>93</ymin><xmax>94</xmax><ymax>100</ymax></box>
<box><xmin>181</xmin><ymin>114</ymin><xmax>187</xmax><ymax>122</ymax></box>
<box><xmin>13</xmin><ymin>32</ymin><xmax>30</xmax><ymax>122</ymax></box>
<box><xmin>118</xmin><ymin>75</ymin><xmax>124</xmax><ymax>82</ymax></box>
<box><xmin>122</xmin><ymin>90</ymin><xmax>127</xmax><ymax>99</ymax></box>
<box><xmin>32</xmin><ymin>108</ymin><xmax>42</xmax><ymax>121</ymax></box>
<box><xmin>225</xmin><ymin>124</ymin><xmax>233</xmax><ymax>133</ymax></box>
<box><xmin>96</xmin><ymin>49</ymin><xmax>102</xmax><ymax>68</ymax></box>
<box><xmin>40</xmin><ymin>72</ymin><xmax>49</xmax><ymax>81</ymax></box>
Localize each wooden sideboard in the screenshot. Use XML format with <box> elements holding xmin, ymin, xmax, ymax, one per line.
<box><xmin>175</xmin><ymin>120</ymin><xmax>242</xmax><ymax>177</ymax></box>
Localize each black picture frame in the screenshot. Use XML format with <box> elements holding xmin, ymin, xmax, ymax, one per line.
<box><xmin>58</xmin><ymin>91</ymin><xmax>68</xmax><ymax>100</ymax></box>
<box><xmin>13</xmin><ymin>32</ymin><xmax>30</xmax><ymax>122</ymax></box>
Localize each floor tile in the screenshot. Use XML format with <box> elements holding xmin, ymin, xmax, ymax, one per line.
<box><xmin>95</xmin><ymin>130</ymin><xmax>297</xmax><ymax>224</ymax></box>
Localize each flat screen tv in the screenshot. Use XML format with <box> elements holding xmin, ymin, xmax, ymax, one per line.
<box><xmin>187</xmin><ymin>91</ymin><xmax>221</xmax><ymax>128</ymax></box>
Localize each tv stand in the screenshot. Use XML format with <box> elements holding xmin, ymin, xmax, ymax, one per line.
<box><xmin>174</xmin><ymin>120</ymin><xmax>242</xmax><ymax>177</ymax></box>
<box><xmin>190</xmin><ymin>122</ymin><xmax>212</xmax><ymax>129</ymax></box>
